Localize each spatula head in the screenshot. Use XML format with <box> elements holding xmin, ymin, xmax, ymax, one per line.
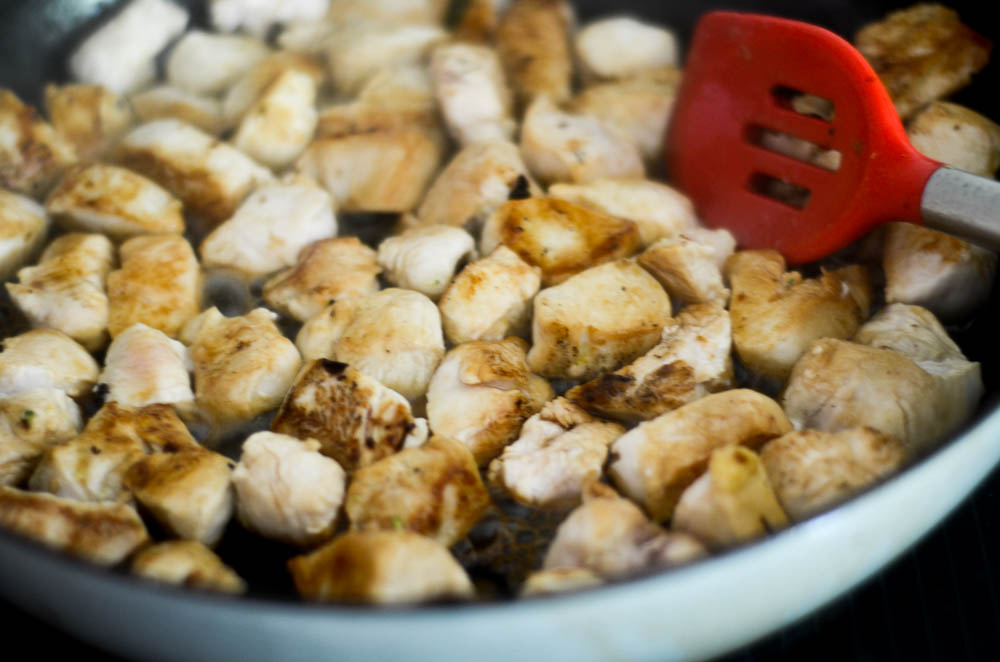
<box><xmin>666</xmin><ymin>12</ymin><xmax>938</xmax><ymax>264</ymax></box>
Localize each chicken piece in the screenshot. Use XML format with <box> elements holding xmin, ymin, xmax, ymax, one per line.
<box><xmin>726</xmin><ymin>250</ymin><xmax>872</xmax><ymax>382</ymax></box>
<box><xmin>377</xmin><ymin>225</ymin><xmax>476</xmax><ymax>299</ymax></box>
<box><xmin>0</xmin><ymin>486</ymin><xmax>148</xmax><ymax>565</ymax></box>
<box><xmin>117</xmin><ymin>119</ymin><xmax>274</xmax><ymax>225</ymax></box>
<box><xmin>296</xmin><ymin>289</ymin><xmax>444</xmax><ymax>401</ymax></box>
<box><xmin>672</xmin><ymin>446</ymin><xmax>788</xmax><ymax>549</ymax></box>
<box><xmin>345</xmin><ymin>436</ymin><xmax>490</xmax><ymax>546</ymax></box>
<box><xmin>882</xmin><ymin>222</ymin><xmax>997</xmax><ymax>322</ymax></box>
<box><xmin>233</xmin><ymin>69</ymin><xmax>319</xmax><ymax>169</ymax></box>
<box><xmin>480</xmin><ymin>197</ymin><xmax>641</xmax><ymax>286</ymax></box>
<box><xmin>567</xmin><ymin>303</ymin><xmax>733</xmax><ymax>423</ymax></box>
<box><xmin>124</xmin><ymin>447</ymin><xmax>234</xmax><ymax>546</ymax></box>
<box><xmin>417</xmin><ymin>140</ymin><xmax>540</xmax><ymax>234</ymax></box>
<box><xmin>317</xmin><ymin>64</ymin><xmax>437</xmax><ymax>136</ymax></box>
<box><xmin>608</xmin><ymin>389</ymin><xmax>792</xmax><ymax>521</ymax></box>
<box><xmin>527</xmin><ymin>259</ymin><xmax>670</xmax><ymax>380</ymax></box>
<box><xmin>288</xmin><ymin>530</ymin><xmax>474</xmax><ymax>604</ymax></box>
<box><xmin>756</xmin><ymin>129</ymin><xmax>843</xmax><ymax>171</ymax></box>
<box><xmin>488</xmin><ymin>397</ymin><xmax>622</xmax><ymax>508</ymax></box>
<box><xmin>0</xmin><ymin>190</ymin><xmax>48</xmax><ymax>281</ymax></box>
<box><xmin>166</xmin><ymin>30</ymin><xmax>271</xmax><ymax>96</ymax></box>
<box><xmin>183</xmin><ymin>308</ymin><xmax>301</xmax><ymax>428</ymax></box>
<box><xmin>569</xmin><ymin>66</ymin><xmax>681</xmax><ymax>165</ymax></box>
<box><xmin>855</xmin><ymin>4</ymin><xmax>990</xmax><ymax>119</ymax></box>
<box><xmin>325</xmin><ymin>22</ymin><xmax>447</xmax><ymax>96</ymax></box>
<box><xmin>0</xmin><ymin>329</ymin><xmax>99</xmax><ymax>399</ymax></box>
<box><xmin>271</xmin><ymin>360</ymin><xmax>419</xmax><ymax>473</ymax></box>
<box><xmin>426</xmin><ymin>338</ymin><xmax>553</xmax><ymax>465</ymax></box>
<box><xmin>44</xmin><ymin>84</ymin><xmax>133</xmax><ymax>163</ymax></box>
<box><xmin>100</xmin><ymin>324</ymin><xmax>194</xmax><ymax>410</ymax></box>
<box><xmin>760</xmin><ymin>427</ymin><xmax>907</xmax><ymax>521</ymax></box>
<box><xmin>451</xmin><ymin>0</ymin><xmax>508</xmax><ymax>43</ymax></box>
<box><xmin>1</xmin><ymin>90</ymin><xmax>77</xmax><ymax>198</ymax></box>
<box><xmin>232</xmin><ymin>431</ymin><xmax>345</xmax><ymax>547</ymax></box>
<box><xmin>520</xmin><ymin>568</ymin><xmax>603</xmax><ymax>596</ymax></box>
<box><xmin>543</xmin><ymin>482</ymin><xmax>706</xmax><ymax>580</ymax></box>
<box><xmin>200</xmin><ymin>182</ymin><xmax>337</xmax><ymax>280</ymax></box>
<box><xmin>496</xmin><ymin>0</ymin><xmax>574</xmax><ymax>107</ymax></box>
<box><xmin>263</xmin><ymin>237</ymin><xmax>380</xmax><ymax>323</ymax></box>
<box><xmin>323</xmin><ymin>0</ymin><xmax>448</xmax><ymax>27</ymax></box>
<box><xmin>782</xmin><ymin>338</ymin><xmax>980</xmax><ymax>457</ymax></box>
<box><xmin>520</xmin><ymin>96</ymin><xmax>645</xmax><ymax>185</ymax></box>
<box><xmin>430</xmin><ymin>43</ymin><xmax>514</xmax><ymax>146</ymax></box>
<box><xmin>129</xmin><ymin>86</ymin><xmax>227</xmax><ymax>136</ymax></box>
<box><xmin>131</xmin><ymin>541</ymin><xmax>246</xmax><ymax>593</ymax></box>
<box><xmin>45</xmin><ymin>163</ymin><xmax>184</xmax><ymax>241</ymax></box>
<box><xmin>107</xmin><ymin>234</ymin><xmax>201</xmax><ymax>339</ymax></box>
<box><xmin>908</xmin><ymin>101</ymin><xmax>1000</xmax><ymax>177</ymax></box>
<box><xmin>6</xmin><ymin>233</ymin><xmax>113</xmax><ymax>351</ymax></box>
<box><xmin>438</xmin><ymin>246</ymin><xmax>542</xmax><ymax>345</ymax></box>
<box><xmin>210</xmin><ymin>0</ymin><xmax>330</xmax><ymax>38</ymax></box>
<box><xmin>0</xmin><ymin>389</ymin><xmax>82</xmax><ymax>486</ymax></box>
<box><xmin>222</xmin><ymin>52</ymin><xmax>326</xmax><ymax>127</ymax></box>
<box><xmin>68</xmin><ymin>0</ymin><xmax>189</xmax><ymax>95</ymax></box>
<box><xmin>29</xmin><ymin>402</ymin><xmax>199</xmax><ymax>503</ymax></box>
<box><xmin>575</xmin><ymin>17</ymin><xmax>677</xmax><ymax>81</ymax></box>
<box><xmin>638</xmin><ymin>234</ymin><xmax>732</xmax><ymax>308</ymax></box>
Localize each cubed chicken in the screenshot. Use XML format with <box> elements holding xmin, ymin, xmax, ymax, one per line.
<box><xmin>0</xmin><ymin>190</ymin><xmax>49</xmax><ymax>281</ymax></box>
<box><xmin>263</xmin><ymin>237</ymin><xmax>380</xmax><ymax>322</ymax></box>
<box><xmin>760</xmin><ymin>427</ymin><xmax>907</xmax><ymax>521</ymax></box>
<box><xmin>166</xmin><ymin>30</ymin><xmax>271</xmax><ymax>96</ymax></box>
<box><xmin>377</xmin><ymin>225</ymin><xmax>476</xmax><ymax>299</ymax></box>
<box><xmin>488</xmin><ymin>398</ymin><xmax>622</xmax><ymax>508</ymax></box>
<box><xmin>326</xmin><ymin>22</ymin><xmax>447</xmax><ymax>96</ymax></box>
<box><xmin>210</xmin><ymin>0</ymin><xmax>331</xmax><ymax>38</ymax></box>
<box><xmin>855</xmin><ymin>4</ymin><xmax>990</xmax><ymax>119</ymax></box>
<box><xmin>543</xmin><ymin>482</ymin><xmax>705</xmax><ymax>580</ymax></box>
<box><xmin>426</xmin><ymin>338</ymin><xmax>553</xmax><ymax>465</ymax></box>
<box><xmin>68</xmin><ymin>0</ymin><xmax>189</xmax><ymax>95</ymax></box>
<box><xmin>232</xmin><ymin>431</ymin><xmax>346</xmax><ymax>547</ymax></box>
<box><xmin>107</xmin><ymin>234</ymin><xmax>201</xmax><ymax>339</ymax></box>
<box><xmin>0</xmin><ymin>389</ymin><xmax>82</xmax><ymax>486</ymax></box>
<box><xmin>45</xmin><ymin>163</ymin><xmax>184</xmax><ymax>241</ymax></box>
<box><xmin>908</xmin><ymin>101</ymin><xmax>1000</xmax><ymax>177</ymax></box>
<box><xmin>271</xmin><ymin>360</ymin><xmax>420</xmax><ymax>473</ymax></box>
<box><xmin>288</xmin><ymin>530</ymin><xmax>474</xmax><ymax>604</ymax></box>
<box><xmin>295</xmin><ymin>289</ymin><xmax>444</xmax><ymax>401</ymax></box>
<box><xmin>496</xmin><ymin>0</ymin><xmax>574</xmax><ymax>106</ymax></box>
<box><xmin>200</xmin><ymin>181</ymin><xmax>337</xmax><ymax>280</ymax></box>
<box><xmin>520</xmin><ymin>96</ymin><xmax>645</xmax><ymax>185</ymax></box>
<box><xmin>6</xmin><ymin>233</ymin><xmax>113</xmax><ymax>351</ymax></box>
<box><xmin>638</xmin><ymin>235</ymin><xmax>731</xmax><ymax>308</ymax></box>
<box><xmin>131</xmin><ymin>540</ymin><xmax>246</xmax><ymax>593</ymax></box>
<box><xmin>520</xmin><ymin>568</ymin><xmax>603</xmax><ymax>596</ymax></box>
<box><xmin>317</xmin><ymin>64</ymin><xmax>437</xmax><ymax>135</ymax></box>
<box><xmin>324</xmin><ymin>0</ymin><xmax>447</xmax><ymax>27</ymax></box>
<box><xmin>672</xmin><ymin>445</ymin><xmax>788</xmax><ymax>549</ymax></box>
<box><xmin>567</xmin><ymin>303</ymin><xmax>733</xmax><ymax>423</ymax></box>
<box><xmin>527</xmin><ymin>259</ymin><xmax>670</xmax><ymax>380</ymax></box>
<box><xmin>608</xmin><ymin>389</ymin><xmax>793</xmax><ymax>521</ymax></box>
<box><xmin>548</xmin><ymin>177</ymin><xmax>696</xmax><ymax>248</ymax></box>
<box><xmin>184</xmin><ymin>307</ymin><xmax>301</xmax><ymax>427</ymax></box>
<box><xmin>345</xmin><ymin>436</ymin><xmax>490</xmax><ymax>546</ymax></box>
<box><xmin>1</xmin><ymin>90</ymin><xmax>76</xmax><ymax>197</ymax></box>
<box><xmin>726</xmin><ymin>250</ymin><xmax>872</xmax><ymax>382</ymax></box>
<box><xmin>117</xmin><ymin>119</ymin><xmax>274</xmax><ymax>225</ymax></box>
<box><xmin>129</xmin><ymin>86</ymin><xmax>227</xmax><ymax>136</ymax></box>
<box><xmin>430</xmin><ymin>42</ymin><xmax>514</xmax><ymax>146</ymax></box>
<box><xmin>575</xmin><ymin>17</ymin><xmax>677</xmax><ymax>81</ymax></box>
<box><xmin>0</xmin><ymin>329</ymin><xmax>99</xmax><ymax>398</ymax></box>
<box><xmin>417</xmin><ymin>140</ymin><xmax>540</xmax><ymax>233</ymax></box>
<box><xmin>222</xmin><ymin>52</ymin><xmax>326</xmax><ymax>127</ymax></box>
<box><xmin>100</xmin><ymin>323</ymin><xmax>194</xmax><ymax>410</ymax></box>
<box><xmin>438</xmin><ymin>246</ymin><xmax>542</xmax><ymax>345</ymax></box>
<box><xmin>882</xmin><ymin>222</ymin><xmax>997</xmax><ymax>322</ymax></box>
<box><xmin>233</xmin><ymin>69</ymin><xmax>319</xmax><ymax>169</ymax></box>
<box><xmin>451</xmin><ymin>0</ymin><xmax>508</xmax><ymax>43</ymax></box>
<box><xmin>480</xmin><ymin>197</ymin><xmax>641</xmax><ymax>286</ymax></box>
<box><xmin>44</xmin><ymin>84</ymin><xmax>133</xmax><ymax>163</ymax></box>
<box><xmin>0</xmin><ymin>486</ymin><xmax>148</xmax><ymax>565</ymax></box>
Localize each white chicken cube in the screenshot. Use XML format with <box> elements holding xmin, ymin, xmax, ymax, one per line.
<box><xmin>131</xmin><ymin>541</ymin><xmax>246</xmax><ymax>593</ymax></box>
<box><xmin>100</xmin><ymin>323</ymin><xmax>194</xmax><ymax>410</ymax></box>
<box><xmin>44</xmin><ymin>84</ymin><xmax>133</xmax><ymax>163</ymax></box>
<box><xmin>377</xmin><ymin>225</ymin><xmax>475</xmax><ymax>299</ymax></box>
<box><xmin>129</xmin><ymin>86</ymin><xmax>227</xmax><ymax>136</ymax></box>
<box><xmin>908</xmin><ymin>101</ymin><xmax>1000</xmax><ymax>177</ymax></box>
<box><xmin>0</xmin><ymin>190</ymin><xmax>49</xmax><ymax>281</ymax></box>
<box><xmin>233</xmin><ymin>69</ymin><xmax>319</xmax><ymax>169</ymax></box>
<box><xmin>166</xmin><ymin>30</ymin><xmax>271</xmax><ymax>96</ymax></box>
<box><xmin>1</xmin><ymin>90</ymin><xmax>77</xmax><ymax>198</ymax></box>
<box><xmin>326</xmin><ymin>22</ymin><xmax>447</xmax><ymax>95</ymax></box>
<box><xmin>0</xmin><ymin>329</ymin><xmax>99</xmax><ymax>399</ymax></box>
<box><xmin>0</xmin><ymin>389</ymin><xmax>82</xmax><ymax>486</ymax></box>
<box><xmin>638</xmin><ymin>235</ymin><xmax>730</xmax><ymax>308</ymax></box>
<box><xmin>222</xmin><ymin>52</ymin><xmax>326</xmax><ymax>127</ymax></box>
<box><xmin>210</xmin><ymin>0</ymin><xmax>330</xmax><ymax>38</ymax></box>
<box><xmin>68</xmin><ymin>0</ymin><xmax>189</xmax><ymax>95</ymax></box>
<box><xmin>430</xmin><ymin>43</ymin><xmax>514</xmax><ymax>146</ymax></box>
<box><xmin>574</xmin><ymin>17</ymin><xmax>677</xmax><ymax>81</ymax></box>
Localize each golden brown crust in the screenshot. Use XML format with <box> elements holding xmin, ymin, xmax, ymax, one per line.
<box><xmin>44</xmin><ymin>83</ymin><xmax>132</xmax><ymax>162</ymax></box>
<box><xmin>496</xmin><ymin>0</ymin><xmax>574</xmax><ymax>108</ymax></box>
<box><xmin>1</xmin><ymin>90</ymin><xmax>77</xmax><ymax>197</ymax></box>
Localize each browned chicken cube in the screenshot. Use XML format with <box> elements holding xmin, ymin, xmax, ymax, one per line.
<box><xmin>496</xmin><ymin>0</ymin><xmax>575</xmax><ymax>107</ymax></box>
<box><xmin>44</xmin><ymin>84</ymin><xmax>133</xmax><ymax>163</ymax></box>
<box><xmin>1</xmin><ymin>90</ymin><xmax>77</xmax><ymax>198</ymax></box>
<box><xmin>131</xmin><ymin>540</ymin><xmax>246</xmax><ymax>593</ymax></box>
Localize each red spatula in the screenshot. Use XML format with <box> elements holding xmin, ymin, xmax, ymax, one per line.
<box><xmin>665</xmin><ymin>11</ymin><xmax>1000</xmax><ymax>264</ymax></box>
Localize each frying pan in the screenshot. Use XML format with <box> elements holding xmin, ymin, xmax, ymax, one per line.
<box><xmin>2</xmin><ymin>1</ymin><xmax>1000</xmax><ymax>660</ymax></box>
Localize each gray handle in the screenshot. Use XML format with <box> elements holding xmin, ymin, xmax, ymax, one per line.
<box><xmin>921</xmin><ymin>167</ymin><xmax>1000</xmax><ymax>252</ymax></box>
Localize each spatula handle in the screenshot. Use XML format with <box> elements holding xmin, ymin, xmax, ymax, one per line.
<box><xmin>922</xmin><ymin>167</ymin><xmax>1000</xmax><ymax>252</ymax></box>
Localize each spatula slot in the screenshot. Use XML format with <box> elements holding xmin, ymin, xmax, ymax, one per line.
<box><xmin>745</xmin><ymin>125</ymin><xmax>842</xmax><ymax>172</ymax></box>
<box><xmin>747</xmin><ymin>173</ymin><xmax>811</xmax><ymax>210</ymax></box>
<box><xmin>771</xmin><ymin>86</ymin><xmax>835</xmax><ymax>122</ymax></box>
